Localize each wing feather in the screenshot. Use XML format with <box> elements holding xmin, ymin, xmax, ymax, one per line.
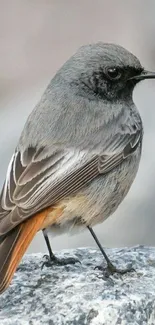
<box><xmin>0</xmin><ymin>126</ymin><xmax>142</xmax><ymax>235</ymax></box>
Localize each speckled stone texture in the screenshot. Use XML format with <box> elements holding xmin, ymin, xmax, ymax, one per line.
<box><xmin>0</xmin><ymin>246</ymin><xmax>155</xmax><ymax>325</ymax></box>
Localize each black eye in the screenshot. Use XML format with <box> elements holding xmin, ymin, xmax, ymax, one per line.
<box><xmin>105</xmin><ymin>67</ymin><xmax>122</xmax><ymax>80</ymax></box>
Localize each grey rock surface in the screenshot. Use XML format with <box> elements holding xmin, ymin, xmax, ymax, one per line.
<box><xmin>0</xmin><ymin>246</ymin><xmax>155</xmax><ymax>325</ymax></box>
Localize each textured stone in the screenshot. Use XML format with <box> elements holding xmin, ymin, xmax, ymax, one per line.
<box><xmin>0</xmin><ymin>246</ymin><xmax>155</xmax><ymax>325</ymax></box>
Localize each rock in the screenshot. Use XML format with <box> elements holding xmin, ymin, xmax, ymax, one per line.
<box><xmin>0</xmin><ymin>246</ymin><xmax>155</xmax><ymax>325</ymax></box>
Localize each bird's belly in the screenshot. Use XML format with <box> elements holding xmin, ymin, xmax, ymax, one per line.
<box><xmin>46</xmin><ymin>150</ymin><xmax>140</xmax><ymax>234</ymax></box>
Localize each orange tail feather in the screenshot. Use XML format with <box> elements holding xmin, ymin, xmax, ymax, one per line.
<box><xmin>0</xmin><ymin>209</ymin><xmax>48</xmax><ymax>294</ymax></box>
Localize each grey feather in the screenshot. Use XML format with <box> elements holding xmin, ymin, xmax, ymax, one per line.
<box><xmin>0</xmin><ymin>42</ymin><xmax>144</xmax><ymax>235</ymax></box>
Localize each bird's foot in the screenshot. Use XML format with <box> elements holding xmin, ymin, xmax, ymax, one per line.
<box><xmin>95</xmin><ymin>261</ymin><xmax>135</xmax><ymax>278</ymax></box>
<box><xmin>41</xmin><ymin>254</ymin><xmax>80</xmax><ymax>269</ymax></box>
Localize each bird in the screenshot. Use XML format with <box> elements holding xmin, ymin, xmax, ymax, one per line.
<box><xmin>0</xmin><ymin>42</ymin><xmax>155</xmax><ymax>294</ymax></box>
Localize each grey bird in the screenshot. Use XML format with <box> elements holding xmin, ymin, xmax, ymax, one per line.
<box><xmin>0</xmin><ymin>42</ymin><xmax>154</xmax><ymax>294</ymax></box>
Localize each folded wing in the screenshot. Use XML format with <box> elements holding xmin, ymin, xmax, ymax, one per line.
<box><xmin>0</xmin><ymin>126</ymin><xmax>142</xmax><ymax>236</ymax></box>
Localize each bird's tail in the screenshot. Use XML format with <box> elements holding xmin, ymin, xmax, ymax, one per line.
<box><xmin>0</xmin><ymin>210</ymin><xmax>47</xmax><ymax>294</ymax></box>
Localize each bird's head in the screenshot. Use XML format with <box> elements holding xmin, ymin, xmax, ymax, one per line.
<box><xmin>60</xmin><ymin>43</ymin><xmax>155</xmax><ymax>102</ymax></box>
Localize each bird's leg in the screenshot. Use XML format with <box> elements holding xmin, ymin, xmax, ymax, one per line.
<box><xmin>42</xmin><ymin>228</ymin><xmax>57</xmax><ymax>261</ymax></box>
<box><xmin>87</xmin><ymin>226</ymin><xmax>135</xmax><ymax>276</ymax></box>
<box><xmin>41</xmin><ymin>229</ymin><xmax>80</xmax><ymax>269</ymax></box>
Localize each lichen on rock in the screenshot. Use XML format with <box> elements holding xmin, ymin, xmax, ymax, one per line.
<box><xmin>0</xmin><ymin>246</ymin><xmax>155</xmax><ymax>325</ymax></box>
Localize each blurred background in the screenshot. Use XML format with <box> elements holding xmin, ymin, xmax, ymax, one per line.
<box><xmin>0</xmin><ymin>0</ymin><xmax>155</xmax><ymax>253</ymax></box>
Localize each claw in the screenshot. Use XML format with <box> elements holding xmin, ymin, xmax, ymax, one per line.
<box><xmin>41</xmin><ymin>254</ymin><xmax>81</xmax><ymax>269</ymax></box>
<box><xmin>95</xmin><ymin>262</ymin><xmax>135</xmax><ymax>278</ymax></box>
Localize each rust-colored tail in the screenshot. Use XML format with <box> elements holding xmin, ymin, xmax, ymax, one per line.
<box><xmin>0</xmin><ymin>210</ymin><xmax>47</xmax><ymax>294</ymax></box>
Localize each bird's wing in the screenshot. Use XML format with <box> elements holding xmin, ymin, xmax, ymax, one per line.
<box><xmin>0</xmin><ymin>127</ymin><xmax>142</xmax><ymax>235</ymax></box>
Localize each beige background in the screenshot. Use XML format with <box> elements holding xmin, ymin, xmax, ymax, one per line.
<box><xmin>0</xmin><ymin>0</ymin><xmax>155</xmax><ymax>253</ymax></box>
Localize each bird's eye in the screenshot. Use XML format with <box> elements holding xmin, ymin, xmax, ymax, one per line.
<box><xmin>105</xmin><ymin>67</ymin><xmax>122</xmax><ymax>80</ymax></box>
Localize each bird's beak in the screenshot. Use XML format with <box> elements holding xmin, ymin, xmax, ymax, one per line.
<box><xmin>129</xmin><ymin>70</ymin><xmax>155</xmax><ymax>81</ymax></box>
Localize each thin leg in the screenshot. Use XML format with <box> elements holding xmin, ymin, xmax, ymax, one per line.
<box><xmin>42</xmin><ymin>229</ymin><xmax>80</xmax><ymax>268</ymax></box>
<box><xmin>87</xmin><ymin>226</ymin><xmax>134</xmax><ymax>276</ymax></box>
<box><xmin>42</xmin><ymin>228</ymin><xmax>57</xmax><ymax>261</ymax></box>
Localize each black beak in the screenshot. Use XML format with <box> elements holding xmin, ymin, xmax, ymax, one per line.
<box><xmin>129</xmin><ymin>70</ymin><xmax>155</xmax><ymax>81</ymax></box>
